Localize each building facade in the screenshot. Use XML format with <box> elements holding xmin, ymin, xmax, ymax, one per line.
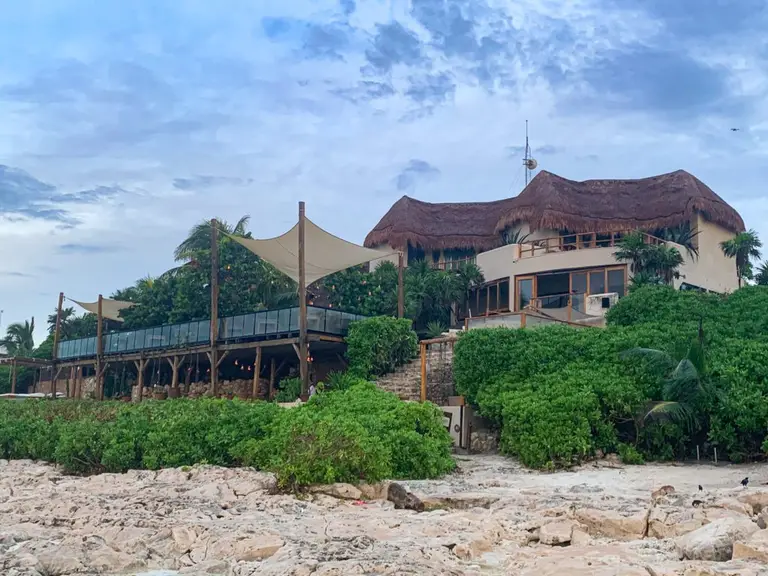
<box><xmin>365</xmin><ymin>169</ymin><xmax>744</xmax><ymax>325</ymax></box>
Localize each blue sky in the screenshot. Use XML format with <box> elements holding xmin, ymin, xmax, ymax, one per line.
<box><xmin>1</xmin><ymin>0</ymin><xmax>768</xmax><ymax>343</ymax></box>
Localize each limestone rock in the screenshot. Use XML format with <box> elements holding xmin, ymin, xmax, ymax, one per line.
<box><xmin>452</xmin><ymin>538</ymin><xmax>492</xmax><ymax>560</ymax></box>
<box><xmin>36</xmin><ymin>549</ymin><xmax>84</xmax><ymax>576</ymax></box>
<box><xmin>539</xmin><ymin>519</ymin><xmax>577</xmax><ymax>546</ymax></box>
<box><xmin>732</xmin><ymin>528</ymin><xmax>768</xmax><ymax>563</ymax></box>
<box><xmin>309</xmin><ymin>483</ymin><xmax>363</xmax><ymax>500</ymax></box>
<box><xmin>676</xmin><ymin>516</ymin><xmax>759</xmax><ymax>561</ymax></box>
<box><xmin>234</xmin><ymin>535</ymin><xmax>285</xmax><ymax>561</ymax></box>
<box><xmin>651</xmin><ymin>485</ymin><xmax>675</xmax><ymax>501</ymax></box>
<box><xmin>737</xmin><ymin>490</ymin><xmax>768</xmax><ymax>514</ymax></box>
<box><xmin>421</xmin><ymin>493</ymin><xmax>500</xmax><ymax>511</ymax></box>
<box><xmin>575</xmin><ymin>508</ymin><xmax>648</xmax><ymax>541</ymax></box>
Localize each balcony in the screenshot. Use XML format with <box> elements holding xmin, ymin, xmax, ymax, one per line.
<box><xmin>518</xmin><ymin>231</ymin><xmax>664</xmax><ymax>259</ymax></box>
<box><xmin>430</xmin><ymin>255</ymin><xmax>477</xmax><ymax>270</ymax></box>
<box><xmin>57</xmin><ymin>305</ymin><xmax>366</xmax><ymax>360</ymax></box>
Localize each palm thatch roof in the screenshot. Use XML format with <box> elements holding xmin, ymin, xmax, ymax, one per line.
<box><xmin>364</xmin><ymin>170</ymin><xmax>744</xmax><ymax>251</ymax></box>
<box><xmin>364</xmin><ymin>195</ymin><xmax>518</xmax><ymax>251</ymax></box>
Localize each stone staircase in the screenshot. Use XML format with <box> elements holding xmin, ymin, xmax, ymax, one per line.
<box><xmin>375</xmin><ymin>339</ymin><xmax>456</xmax><ymax>404</ymax></box>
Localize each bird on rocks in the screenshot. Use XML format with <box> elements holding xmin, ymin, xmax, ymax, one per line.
<box><xmin>741</xmin><ymin>477</ymin><xmax>749</xmax><ymax>488</ymax></box>
<box><xmin>698</xmin><ymin>485</ymin><xmax>703</xmax><ymax>491</ymax></box>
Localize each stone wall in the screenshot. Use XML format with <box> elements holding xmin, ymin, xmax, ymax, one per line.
<box><xmin>375</xmin><ymin>339</ymin><xmax>456</xmax><ymax>404</ymax></box>
<box><xmin>132</xmin><ymin>377</ymin><xmax>272</xmax><ymax>401</ymax></box>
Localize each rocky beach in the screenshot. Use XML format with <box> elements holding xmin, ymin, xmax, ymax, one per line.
<box><xmin>1</xmin><ymin>455</ymin><xmax>767</xmax><ymax>575</ymax></box>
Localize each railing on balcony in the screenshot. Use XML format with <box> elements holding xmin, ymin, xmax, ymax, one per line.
<box><xmin>431</xmin><ymin>255</ymin><xmax>476</xmax><ymax>270</ymax></box>
<box><xmin>57</xmin><ymin>305</ymin><xmax>366</xmax><ymax>360</ymax></box>
<box><xmin>518</xmin><ymin>231</ymin><xmax>664</xmax><ymax>258</ymax></box>
<box><xmin>464</xmin><ymin>310</ymin><xmax>591</xmax><ymax>330</ymax></box>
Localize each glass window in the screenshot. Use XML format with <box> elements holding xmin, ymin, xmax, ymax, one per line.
<box><xmin>589</xmin><ymin>270</ymin><xmax>606</xmax><ymax>295</ymax></box>
<box><xmin>517</xmin><ymin>278</ymin><xmax>534</xmax><ymax>310</ymax></box>
<box><xmin>608</xmin><ymin>268</ymin><xmax>626</xmax><ymax>296</ymax></box>
<box><xmin>478</xmin><ymin>286</ymin><xmax>488</xmax><ymax>314</ymax></box>
<box><xmin>499</xmin><ymin>280</ymin><xmax>510</xmax><ymax>311</ymax></box>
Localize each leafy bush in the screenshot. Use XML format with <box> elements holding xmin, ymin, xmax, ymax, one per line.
<box><xmin>455</xmin><ymin>286</ymin><xmax>768</xmax><ymax>467</ymax></box>
<box><xmin>274</xmin><ymin>377</ymin><xmax>302</xmax><ymax>402</ymax></box>
<box><xmin>618</xmin><ymin>443</ymin><xmax>645</xmax><ymax>465</ymax></box>
<box><xmin>346</xmin><ymin>316</ymin><xmax>418</xmax><ymax>378</ymax></box>
<box><xmin>0</xmin><ymin>383</ymin><xmax>455</xmax><ymax>489</ymax></box>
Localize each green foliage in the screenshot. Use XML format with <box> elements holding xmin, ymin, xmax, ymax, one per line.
<box><xmin>321</xmin><ymin>371</ymin><xmax>359</xmax><ymax>392</ymax></box>
<box><xmin>614</xmin><ymin>232</ymin><xmax>684</xmax><ymax>286</ymax></box>
<box><xmin>455</xmin><ymin>286</ymin><xmax>768</xmax><ymax>467</ymax></box>
<box><xmin>323</xmin><ymin>260</ymin><xmax>484</xmax><ymax>331</ymax></box>
<box><xmin>618</xmin><ymin>443</ymin><xmax>645</xmax><ymax>465</ymax></box>
<box><xmin>720</xmin><ymin>229</ymin><xmax>762</xmax><ymax>287</ymax></box>
<box><xmin>0</xmin><ymin>383</ymin><xmax>454</xmax><ymax>489</ymax></box>
<box><xmin>274</xmin><ymin>377</ymin><xmax>302</xmax><ymax>402</ymax></box>
<box><xmin>346</xmin><ymin>316</ymin><xmax>418</xmax><ymax>378</ymax></box>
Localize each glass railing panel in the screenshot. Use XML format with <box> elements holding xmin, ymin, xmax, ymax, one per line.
<box><xmin>243</xmin><ymin>313</ymin><xmax>255</xmax><ymax>337</ymax></box>
<box><xmin>277</xmin><ymin>309</ymin><xmax>291</xmax><ymax>333</ymax></box>
<box><xmin>232</xmin><ymin>315</ymin><xmax>245</xmax><ymax>339</ymax></box>
<box><xmin>289</xmin><ymin>308</ymin><xmax>299</xmax><ymax>332</ymax></box>
<box><xmin>325</xmin><ymin>310</ymin><xmax>343</xmax><ymax>334</ymax></box>
<box><xmin>254</xmin><ymin>312</ymin><xmax>267</xmax><ymax>336</ymax></box>
<box><xmin>86</xmin><ymin>337</ymin><xmax>97</xmax><ymax>356</ymax></box>
<box><xmin>117</xmin><ymin>332</ymin><xmax>129</xmax><ymax>353</ymax></box>
<box><xmin>307</xmin><ymin>307</ymin><xmax>324</xmax><ymax>332</ymax></box>
<box><xmin>265</xmin><ymin>311</ymin><xmax>279</xmax><ymax>335</ymax></box>
<box><xmin>197</xmin><ymin>320</ymin><xmax>210</xmax><ymax>343</ymax></box>
<box><xmin>143</xmin><ymin>329</ymin><xmax>154</xmax><ymax>349</ymax></box>
<box><xmin>126</xmin><ymin>330</ymin><xmax>136</xmax><ymax>352</ymax></box>
<box><xmin>161</xmin><ymin>325</ymin><xmax>171</xmax><ymax>347</ymax></box>
<box><xmin>169</xmin><ymin>325</ymin><xmax>180</xmax><ymax>347</ymax></box>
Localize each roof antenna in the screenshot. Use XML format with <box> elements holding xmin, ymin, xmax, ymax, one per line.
<box><xmin>523</xmin><ymin>120</ymin><xmax>537</xmax><ymax>186</ymax></box>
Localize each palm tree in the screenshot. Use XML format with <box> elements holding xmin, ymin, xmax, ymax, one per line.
<box><xmin>47</xmin><ymin>307</ymin><xmax>75</xmax><ymax>336</ymax></box>
<box><xmin>720</xmin><ymin>229</ymin><xmax>762</xmax><ymax>288</ymax></box>
<box><xmin>654</xmin><ymin>222</ymin><xmax>700</xmax><ymax>261</ymax></box>
<box><xmin>756</xmin><ymin>262</ymin><xmax>768</xmax><ymax>286</ymax></box>
<box><xmin>174</xmin><ymin>215</ymin><xmax>251</xmax><ymax>262</ymax></box>
<box><xmin>621</xmin><ymin>321</ymin><xmax>715</xmax><ymax>432</ymax></box>
<box><xmin>615</xmin><ymin>232</ymin><xmax>683</xmax><ymax>285</ymax></box>
<box><xmin>1</xmin><ymin>317</ymin><xmax>35</xmax><ymax>357</ymax></box>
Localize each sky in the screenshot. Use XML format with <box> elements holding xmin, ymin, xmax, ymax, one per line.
<box><xmin>1</xmin><ymin>0</ymin><xmax>768</xmax><ymax>345</ymax></box>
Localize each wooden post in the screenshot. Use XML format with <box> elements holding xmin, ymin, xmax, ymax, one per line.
<box><xmin>74</xmin><ymin>366</ymin><xmax>81</xmax><ymax>398</ymax></box>
<box><xmin>252</xmin><ymin>346</ymin><xmax>262</xmax><ymax>399</ymax></box>
<box><xmin>96</xmin><ymin>294</ymin><xmax>104</xmax><ymax>400</ymax></box>
<box><xmin>397</xmin><ymin>251</ymin><xmax>405</xmax><ymax>318</ymax></box>
<box><xmin>168</xmin><ymin>356</ymin><xmax>180</xmax><ymax>390</ymax></box>
<box><xmin>51</xmin><ymin>367</ymin><xmax>62</xmax><ymax>398</ymax></box>
<box><xmin>51</xmin><ymin>291</ymin><xmax>65</xmax><ymax>400</ymax></box>
<box><xmin>420</xmin><ymin>342</ymin><xmax>427</xmax><ymax>402</ymax></box>
<box><xmin>298</xmin><ymin>201</ymin><xmax>309</xmax><ymax>398</ymax></box>
<box><xmin>10</xmin><ymin>359</ymin><xmax>16</xmax><ymax>394</ymax></box>
<box><xmin>269</xmin><ymin>357</ymin><xmax>276</xmax><ymax>400</ymax></box>
<box><xmin>67</xmin><ymin>366</ymin><xmax>74</xmax><ymax>398</ymax></box>
<box><xmin>210</xmin><ymin>218</ymin><xmax>220</xmax><ymax>396</ymax></box>
<box><xmin>184</xmin><ymin>361</ymin><xmax>192</xmax><ymax>395</ymax></box>
<box><xmin>134</xmin><ymin>358</ymin><xmax>147</xmax><ymax>402</ymax></box>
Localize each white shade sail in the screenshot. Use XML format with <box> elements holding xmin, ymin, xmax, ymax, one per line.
<box><xmin>70</xmin><ymin>298</ymin><xmax>135</xmax><ymax>322</ymax></box>
<box><xmin>228</xmin><ymin>218</ymin><xmax>396</xmax><ymax>285</ymax></box>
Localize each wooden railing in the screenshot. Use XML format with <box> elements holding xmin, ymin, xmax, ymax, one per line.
<box><xmin>518</xmin><ymin>231</ymin><xmax>664</xmax><ymax>258</ymax></box>
<box><xmin>431</xmin><ymin>256</ymin><xmax>476</xmax><ymax>270</ymax></box>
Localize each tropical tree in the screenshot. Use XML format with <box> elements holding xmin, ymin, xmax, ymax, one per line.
<box><xmin>1</xmin><ymin>317</ymin><xmax>35</xmax><ymax>356</ymax></box>
<box><xmin>621</xmin><ymin>321</ymin><xmax>715</xmax><ymax>433</ymax></box>
<box><xmin>615</xmin><ymin>232</ymin><xmax>684</xmax><ymax>287</ymax></box>
<box><xmin>174</xmin><ymin>215</ymin><xmax>251</xmax><ymax>262</ymax></box>
<box><xmin>654</xmin><ymin>222</ymin><xmax>699</xmax><ymax>261</ymax></box>
<box><xmin>756</xmin><ymin>262</ymin><xmax>768</xmax><ymax>286</ymax></box>
<box><xmin>720</xmin><ymin>229</ymin><xmax>762</xmax><ymax>288</ymax></box>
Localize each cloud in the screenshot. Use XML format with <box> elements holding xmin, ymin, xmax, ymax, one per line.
<box><xmin>0</xmin><ymin>271</ymin><xmax>34</xmax><ymax>279</ymax></box>
<box><xmin>364</xmin><ymin>22</ymin><xmax>424</xmax><ymax>73</ymax></box>
<box><xmin>395</xmin><ymin>159</ymin><xmax>441</xmax><ymax>191</ymax></box>
<box><xmin>58</xmin><ymin>243</ymin><xmax>122</xmax><ymax>254</ymax></box>
<box><xmin>172</xmin><ymin>176</ymin><xmax>254</xmax><ymax>191</ymax></box>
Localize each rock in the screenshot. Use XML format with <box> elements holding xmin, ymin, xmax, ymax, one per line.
<box><xmin>358</xmin><ymin>481</ymin><xmax>390</xmax><ymax>500</ymax></box>
<box><xmin>737</xmin><ymin>490</ymin><xmax>768</xmax><ymax>514</ymax></box>
<box><xmin>682</xmin><ymin>563</ymin><xmax>764</xmax><ymax>576</ymax></box>
<box><xmin>421</xmin><ymin>493</ymin><xmax>500</xmax><ymax>511</ymax></box>
<box><xmin>179</xmin><ymin>559</ymin><xmax>229</xmax><ymax>574</ymax></box>
<box><xmin>172</xmin><ymin>525</ymin><xmax>198</xmax><ymax>553</ymax></box>
<box><xmin>36</xmin><ymin>549</ymin><xmax>84</xmax><ymax>576</ymax></box>
<box><xmin>676</xmin><ymin>516</ymin><xmax>759</xmax><ymax>561</ymax></box>
<box><xmin>309</xmin><ymin>483</ymin><xmax>363</xmax><ymax>500</ymax></box>
<box><xmin>234</xmin><ymin>535</ymin><xmax>285</xmax><ymax>561</ymax></box>
<box><xmin>571</xmin><ymin>527</ymin><xmax>591</xmax><ymax>546</ymax></box>
<box><xmin>648</xmin><ymin>506</ymin><xmax>705</xmax><ymax>539</ymax></box>
<box><xmin>87</xmin><ymin>547</ymin><xmax>146</xmax><ymax>573</ymax></box>
<box><xmin>539</xmin><ymin>519</ymin><xmax>577</xmax><ymax>546</ymax></box>
<box><xmin>732</xmin><ymin>528</ymin><xmax>768</xmax><ymax>563</ymax></box>
<box><xmin>651</xmin><ymin>485</ymin><xmax>675</xmax><ymax>501</ymax></box>
<box><xmin>757</xmin><ymin>508</ymin><xmax>768</xmax><ymax>529</ymax></box>
<box><xmin>452</xmin><ymin>539</ymin><xmax>492</xmax><ymax>560</ymax></box>
<box><xmin>575</xmin><ymin>508</ymin><xmax>648</xmax><ymax>541</ymax></box>
<box><xmin>713</xmin><ymin>498</ymin><xmax>753</xmax><ymax>517</ymax></box>
<box><xmin>470</xmin><ymin>430</ymin><xmax>499</xmax><ymax>453</ymax></box>
<box><xmin>387</xmin><ymin>483</ymin><xmax>423</xmax><ymax>511</ymax></box>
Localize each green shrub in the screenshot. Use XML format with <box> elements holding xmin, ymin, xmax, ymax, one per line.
<box><xmin>618</xmin><ymin>443</ymin><xmax>645</xmax><ymax>465</ymax></box>
<box><xmin>346</xmin><ymin>316</ymin><xmax>418</xmax><ymax>378</ymax></box>
<box><xmin>274</xmin><ymin>377</ymin><xmax>302</xmax><ymax>402</ymax></box>
<box><xmin>0</xmin><ymin>383</ymin><xmax>454</xmax><ymax>489</ymax></box>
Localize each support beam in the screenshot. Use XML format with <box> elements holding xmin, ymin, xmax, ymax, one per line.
<box><xmin>269</xmin><ymin>357</ymin><xmax>276</xmax><ymax>400</ymax></box>
<box><xmin>210</xmin><ymin>218</ymin><xmax>220</xmax><ymax>397</ymax></box>
<box><xmin>74</xmin><ymin>366</ymin><xmax>82</xmax><ymax>399</ymax></box>
<box><xmin>252</xmin><ymin>347</ymin><xmax>262</xmax><ymax>399</ymax></box>
<box><xmin>167</xmin><ymin>355</ymin><xmax>184</xmax><ymax>390</ymax></box>
<box><xmin>420</xmin><ymin>342</ymin><xmax>427</xmax><ymax>402</ymax></box>
<box><xmin>67</xmin><ymin>366</ymin><xmax>74</xmax><ymax>398</ymax></box>
<box><xmin>52</xmin><ymin>367</ymin><xmax>62</xmax><ymax>398</ymax></box>
<box><xmin>133</xmin><ymin>358</ymin><xmax>148</xmax><ymax>402</ymax></box>
<box><xmin>298</xmin><ymin>201</ymin><xmax>308</xmax><ymax>398</ymax></box>
<box><xmin>398</xmin><ymin>251</ymin><xmax>405</xmax><ymax>319</ymax></box>
<box><xmin>51</xmin><ymin>291</ymin><xmax>65</xmax><ymax>400</ymax></box>
<box><xmin>96</xmin><ymin>294</ymin><xmax>104</xmax><ymax>400</ymax></box>
<box><xmin>10</xmin><ymin>359</ymin><xmax>17</xmax><ymax>394</ymax></box>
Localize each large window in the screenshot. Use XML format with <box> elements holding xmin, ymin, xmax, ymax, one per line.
<box><xmin>467</xmin><ymin>278</ymin><xmax>510</xmax><ymax>317</ymax></box>
<box><xmin>514</xmin><ymin>265</ymin><xmax>627</xmax><ymax>312</ymax></box>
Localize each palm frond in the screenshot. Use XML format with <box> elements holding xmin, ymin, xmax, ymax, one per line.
<box><xmin>620</xmin><ymin>347</ymin><xmax>676</xmax><ymax>373</ymax></box>
<box><xmin>643</xmin><ymin>401</ymin><xmax>698</xmax><ymax>431</ymax></box>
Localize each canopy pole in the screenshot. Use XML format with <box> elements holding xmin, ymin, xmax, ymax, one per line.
<box><xmin>210</xmin><ymin>218</ymin><xmax>220</xmax><ymax>397</ymax></box>
<box><xmin>298</xmin><ymin>201</ymin><xmax>309</xmax><ymax>399</ymax></box>
<box><xmin>10</xmin><ymin>359</ymin><xmax>16</xmax><ymax>394</ymax></box>
<box><xmin>51</xmin><ymin>291</ymin><xmax>64</xmax><ymax>400</ymax></box>
<box><xmin>96</xmin><ymin>294</ymin><xmax>104</xmax><ymax>400</ymax></box>
<box><xmin>397</xmin><ymin>251</ymin><xmax>405</xmax><ymax>318</ymax></box>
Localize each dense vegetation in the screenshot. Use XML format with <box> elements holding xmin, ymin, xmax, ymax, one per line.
<box><xmin>346</xmin><ymin>316</ymin><xmax>419</xmax><ymax>378</ymax></box>
<box><xmin>454</xmin><ymin>286</ymin><xmax>768</xmax><ymax>468</ymax></box>
<box><xmin>0</xmin><ymin>381</ymin><xmax>454</xmax><ymax>488</ymax></box>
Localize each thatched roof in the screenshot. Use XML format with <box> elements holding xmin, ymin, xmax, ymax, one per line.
<box><xmin>365</xmin><ymin>170</ymin><xmax>744</xmax><ymax>251</ymax></box>
<box><xmin>364</xmin><ymin>195</ymin><xmax>518</xmax><ymax>251</ymax></box>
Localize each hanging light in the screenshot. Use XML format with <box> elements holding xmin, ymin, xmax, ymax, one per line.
<box><xmin>234</xmin><ymin>359</ymin><xmax>239</xmax><ymax>366</ymax></box>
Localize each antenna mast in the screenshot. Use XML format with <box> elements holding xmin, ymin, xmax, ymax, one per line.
<box><xmin>522</xmin><ymin>120</ymin><xmax>538</xmax><ymax>186</ymax></box>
